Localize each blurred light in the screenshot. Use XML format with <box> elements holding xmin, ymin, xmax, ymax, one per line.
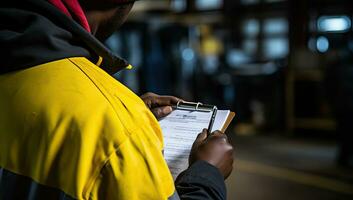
<box><xmin>227</xmin><ymin>49</ymin><xmax>251</xmax><ymax>67</ymax></box>
<box><xmin>263</xmin><ymin>18</ymin><xmax>288</xmax><ymax>34</ymax></box>
<box><xmin>263</xmin><ymin>38</ymin><xmax>289</xmax><ymax>59</ymax></box>
<box><xmin>316</xmin><ymin>36</ymin><xmax>329</xmax><ymax>53</ymax></box>
<box><xmin>195</xmin><ymin>0</ymin><xmax>222</xmax><ymax>10</ymax></box>
<box><xmin>203</xmin><ymin>56</ymin><xmax>219</xmax><ymax>74</ymax></box>
<box><xmin>171</xmin><ymin>0</ymin><xmax>187</xmax><ymax>12</ymax></box>
<box><xmin>182</xmin><ymin>48</ymin><xmax>195</xmax><ymax>61</ymax></box>
<box><xmin>262</xmin><ymin>62</ymin><xmax>277</xmax><ymax>74</ymax></box>
<box><xmin>317</xmin><ymin>16</ymin><xmax>351</xmax><ymax>32</ymax></box>
<box><xmin>243</xmin><ymin>19</ymin><xmax>260</xmax><ymax>37</ymax></box>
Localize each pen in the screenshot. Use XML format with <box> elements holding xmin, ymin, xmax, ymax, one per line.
<box><xmin>207</xmin><ymin>106</ymin><xmax>217</xmax><ymax>136</ymax></box>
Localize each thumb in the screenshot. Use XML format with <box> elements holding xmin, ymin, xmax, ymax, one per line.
<box><xmin>152</xmin><ymin>106</ymin><xmax>173</xmax><ymax>119</ymax></box>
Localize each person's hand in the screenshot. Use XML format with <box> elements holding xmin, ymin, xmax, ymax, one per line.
<box><xmin>189</xmin><ymin>129</ymin><xmax>234</xmax><ymax>179</ymax></box>
<box><xmin>140</xmin><ymin>92</ymin><xmax>182</xmax><ymax>119</ymax></box>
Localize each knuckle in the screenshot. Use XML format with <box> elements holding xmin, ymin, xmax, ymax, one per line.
<box><xmin>195</xmin><ymin>132</ymin><xmax>205</xmax><ymax>141</ymax></box>
<box><xmin>156</xmin><ymin>109</ymin><xmax>163</xmax><ymax>116</ymax></box>
<box><xmin>147</xmin><ymin>96</ymin><xmax>154</xmax><ymax>101</ymax></box>
<box><xmin>214</xmin><ymin>135</ymin><xmax>228</xmax><ymax>142</ymax></box>
<box><xmin>208</xmin><ymin>135</ymin><xmax>219</xmax><ymax>142</ymax></box>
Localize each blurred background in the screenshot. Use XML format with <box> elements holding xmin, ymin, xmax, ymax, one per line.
<box><xmin>106</xmin><ymin>0</ymin><xmax>353</xmax><ymax>199</ymax></box>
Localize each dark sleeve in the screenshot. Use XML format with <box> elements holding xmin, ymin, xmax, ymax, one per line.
<box><xmin>174</xmin><ymin>160</ymin><xmax>226</xmax><ymax>200</ymax></box>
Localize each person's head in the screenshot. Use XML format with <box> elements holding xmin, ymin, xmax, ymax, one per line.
<box><xmin>79</xmin><ymin>0</ymin><xmax>136</xmax><ymax>41</ymax></box>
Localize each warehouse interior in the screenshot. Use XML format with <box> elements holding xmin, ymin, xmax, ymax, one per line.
<box><xmin>106</xmin><ymin>0</ymin><xmax>353</xmax><ymax>199</ymax></box>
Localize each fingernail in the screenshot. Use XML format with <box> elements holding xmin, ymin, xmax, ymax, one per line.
<box><xmin>163</xmin><ymin>106</ymin><xmax>172</xmax><ymax>113</ymax></box>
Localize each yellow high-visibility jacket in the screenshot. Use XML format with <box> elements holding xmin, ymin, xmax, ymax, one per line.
<box><xmin>0</xmin><ymin>57</ymin><xmax>175</xmax><ymax>199</ymax></box>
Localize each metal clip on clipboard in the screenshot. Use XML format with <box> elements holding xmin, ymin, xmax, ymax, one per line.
<box><xmin>175</xmin><ymin>101</ymin><xmax>218</xmax><ymax>135</ymax></box>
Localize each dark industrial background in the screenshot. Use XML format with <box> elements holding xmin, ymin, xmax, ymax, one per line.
<box><xmin>105</xmin><ymin>0</ymin><xmax>353</xmax><ymax>199</ymax></box>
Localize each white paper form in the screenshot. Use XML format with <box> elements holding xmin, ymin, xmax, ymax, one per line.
<box><xmin>211</xmin><ymin>110</ymin><xmax>231</xmax><ymax>132</ymax></box>
<box><xmin>159</xmin><ymin>109</ymin><xmax>212</xmax><ymax>179</ymax></box>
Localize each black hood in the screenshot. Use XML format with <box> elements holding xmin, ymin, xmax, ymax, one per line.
<box><xmin>0</xmin><ymin>0</ymin><xmax>128</xmax><ymax>75</ymax></box>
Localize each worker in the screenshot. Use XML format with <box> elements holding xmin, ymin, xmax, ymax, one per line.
<box><xmin>0</xmin><ymin>0</ymin><xmax>234</xmax><ymax>199</ymax></box>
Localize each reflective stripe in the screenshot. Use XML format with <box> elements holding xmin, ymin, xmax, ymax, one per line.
<box><xmin>168</xmin><ymin>191</ymin><xmax>180</xmax><ymax>200</ymax></box>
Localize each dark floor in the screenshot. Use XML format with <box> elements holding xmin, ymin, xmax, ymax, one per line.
<box><xmin>226</xmin><ymin>135</ymin><xmax>353</xmax><ymax>200</ymax></box>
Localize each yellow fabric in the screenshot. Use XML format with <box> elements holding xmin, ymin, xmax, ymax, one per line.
<box><xmin>96</xmin><ymin>56</ymin><xmax>103</xmax><ymax>67</ymax></box>
<box><xmin>0</xmin><ymin>57</ymin><xmax>175</xmax><ymax>199</ymax></box>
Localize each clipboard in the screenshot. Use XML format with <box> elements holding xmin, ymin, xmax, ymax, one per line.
<box><xmin>160</xmin><ymin>101</ymin><xmax>235</xmax><ymax>178</ymax></box>
<box><xmin>174</xmin><ymin>101</ymin><xmax>235</xmax><ymax>133</ymax></box>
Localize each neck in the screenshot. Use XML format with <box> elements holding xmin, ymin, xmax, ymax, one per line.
<box><xmin>84</xmin><ymin>8</ymin><xmax>119</xmax><ymax>35</ymax></box>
